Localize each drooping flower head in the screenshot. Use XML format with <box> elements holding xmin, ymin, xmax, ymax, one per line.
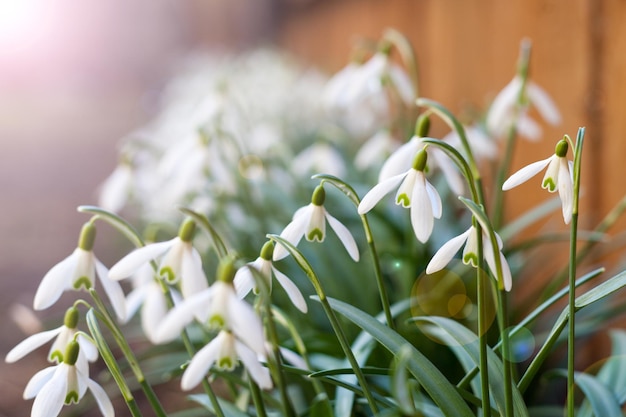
<box><xmin>234</xmin><ymin>240</ymin><xmax>307</xmax><ymax>313</ymax></box>
<box><xmin>109</xmin><ymin>218</ymin><xmax>208</xmax><ymax>299</ymax></box>
<box><xmin>23</xmin><ymin>341</ymin><xmax>114</xmax><ymax>417</ymax></box>
<box><xmin>358</xmin><ymin>148</ymin><xmax>442</xmax><ymax>243</ymax></box>
<box><xmin>426</xmin><ymin>225</ymin><xmax>513</xmax><ymax>291</ymax></box>
<box><xmin>272</xmin><ymin>184</ymin><xmax>360</xmax><ymax>262</ymax></box>
<box><xmin>33</xmin><ymin>222</ymin><xmax>126</xmax><ymax>321</ymax></box>
<box><xmin>502</xmin><ymin>138</ymin><xmax>573</xmax><ymax>224</ymax></box>
<box><xmin>6</xmin><ymin>306</ymin><xmax>98</xmax><ymax>372</ymax></box>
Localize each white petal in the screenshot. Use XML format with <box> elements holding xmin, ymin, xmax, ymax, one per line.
<box><xmin>33</xmin><ymin>252</ymin><xmax>77</xmax><ymax>311</ymax></box>
<box><xmin>108</xmin><ymin>239</ymin><xmax>175</xmax><ymax>280</ymax></box>
<box><xmin>557</xmin><ymin>158</ymin><xmax>574</xmax><ymax>224</ymax></box>
<box><xmin>378</xmin><ymin>137</ymin><xmax>420</xmax><ymax>182</ymax></box>
<box><xmin>425</xmin><ymin>179</ymin><xmax>443</xmax><ymax>219</ymax></box>
<box><xmin>233</xmin><ymin>264</ymin><xmax>256</xmax><ymax>299</ymax></box>
<box><xmin>430</xmin><ymin>147</ymin><xmax>465</xmax><ymax>195</ymax></box>
<box><xmin>502</xmin><ymin>156</ymin><xmax>553</xmax><ymax>190</ymax></box>
<box><xmin>181</xmin><ymin>335</ymin><xmax>222</xmax><ymax>390</ymax></box>
<box><xmin>77</xmin><ymin>333</ymin><xmax>99</xmax><ymax>363</ymax></box>
<box><xmin>358</xmin><ymin>172</ymin><xmax>407</xmax><ymax>214</ymax></box>
<box><xmin>487</xmin><ymin>77</ymin><xmax>520</xmax><ymax>135</ymax></box>
<box><xmin>426</xmin><ymin>229</ymin><xmax>472</xmax><ymax>274</ymax></box>
<box><xmin>180</xmin><ymin>247</ymin><xmax>208</xmax><ymax>298</ymax></box>
<box><xmin>527</xmin><ymin>81</ymin><xmax>561</xmax><ymax>126</ymax></box>
<box><xmin>5</xmin><ymin>327</ymin><xmax>62</xmax><ymax>363</ymax></box>
<box><xmin>154</xmin><ymin>289</ymin><xmax>211</xmax><ymax>344</ymax></box>
<box><xmin>516</xmin><ymin>113</ymin><xmax>542</xmax><ymax>141</ymax></box>
<box><xmin>272</xmin><ymin>266</ymin><xmax>307</xmax><ymax>313</ymax></box>
<box><xmin>484</xmin><ymin>239</ymin><xmax>513</xmax><ymax>292</ymax></box>
<box><xmin>86</xmin><ymin>378</ymin><xmax>115</xmax><ymax>417</ymax></box>
<box><xmin>234</xmin><ymin>340</ymin><xmax>273</xmax><ymax>390</ymax></box>
<box><xmin>389</xmin><ymin>64</ymin><xmax>415</xmax><ymax>105</ymax></box>
<box><xmin>142</xmin><ymin>283</ymin><xmax>169</xmax><ymax>344</ymax></box>
<box><xmin>306</xmin><ymin>205</ymin><xmax>326</xmax><ymax>242</ymax></box>
<box><xmin>278</xmin><ymin>346</ymin><xmax>308</xmax><ymax>369</ymax></box>
<box><xmin>96</xmin><ymin>259</ymin><xmax>127</xmax><ymax>322</ymax></box>
<box><xmin>410</xmin><ymin>174</ymin><xmax>434</xmax><ymax>243</ymax></box>
<box><xmin>273</xmin><ymin>206</ymin><xmax>311</xmax><ymax>261</ymax></box>
<box><xmin>31</xmin><ymin>367</ymin><xmax>66</xmax><ymax>417</ymax></box>
<box><xmin>124</xmin><ymin>287</ymin><xmax>146</xmax><ymax>323</ymax></box>
<box><xmin>325</xmin><ymin>211</ymin><xmax>360</xmax><ymax>262</ymax></box>
<box><xmin>24</xmin><ymin>366</ymin><xmax>57</xmax><ymax>399</ymax></box>
<box><xmin>227</xmin><ymin>293</ymin><xmax>266</xmax><ymax>356</ymax></box>
<box><xmin>354</xmin><ymin>130</ymin><xmax>396</xmax><ymax>170</ymax></box>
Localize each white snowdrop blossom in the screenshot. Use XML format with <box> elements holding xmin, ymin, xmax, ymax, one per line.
<box><xmin>33</xmin><ymin>223</ymin><xmax>126</xmax><ymax>322</ymax></box>
<box><xmin>502</xmin><ymin>139</ymin><xmax>573</xmax><ymax>224</ymax></box>
<box><xmin>426</xmin><ymin>225</ymin><xmax>513</xmax><ymax>292</ymax></box>
<box><xmin>181</xmin><ymin>330</ymin><xmax>272</xmax><ymax>391</ymax></box>
<box><xmin>487</xmin><ymin>75</ymin><xmax>561</xmax><ymax>141</ymax></box>
<box><xmin>122</xmin><ymin>264</ymin><xmax>180</xmax><ymax>343</ymax></box>
<box><xmin>109</xmin><ymin>219</ymin><xmax>208</xmax><ymax>299</ymax></box>
<box><xmin>5</xmin><ymin>306</ymin><xmax>98</xmax><ymax>373</ymax></box>
<box><xmin>23</xmin><ymin>341</ymin><xmax>114</xmax><ymax>417</ymax></box>
<box><xmin>291</xmin><ymin>142</ymin><xmax>347</xmax><ymax>179</ymax></box>
<box><xmin>355</xmin><ymin>129</ymin><xmax>399</xmax><ymax>170</ymax></box>
<box><xmin>358</xmin><ymin>149</ymin><xmax>442</xmax><ymax>243</ymax></box>
<box><xmin>442</xmin><ymin>125</ymin><xmax>498</xmax><ymax>162</ymax></box>
<box><xmin>378</xmin><ymin>116</ymin><xmax>465</xmax><ymax>195</ymax></box>
<box><xmin>234</xmin><ymin>241</ymin><xmax>307</xmax><ymax>313</ymax></box>
<box><xmin>272</xmin><ymin>185</ymin><xmax>359</xmax><ymax>262</ymax></box>
<box><xmin>98</xmin><ymin>162</ymin><xmax>134</xmax><ymax>213</ymax></box>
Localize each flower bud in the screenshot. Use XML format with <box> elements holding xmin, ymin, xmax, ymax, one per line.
<box><xmin>555</xmin><ymin>139</ymin><xmax>568</xmax><ymax>158</ymax></box>
<box><xmin>64</xmin><ymin>340</ymin><xmax>80</xmax><ymax>366</ymax></box>
<box><xmin>63</xmin><ymin>306</ymin><xmax>80</xmax><ymax>329</ymax></box>
<box><xmin>412</xmin><ymin>149</ymin><xmax>428</xmax><ymax>172</ymax></box>
<box><xmin>217</xmin><ymin>255</ymin><xmax>237</xmax><ymax>284</ymax></box>
<box><xmin>178</xmin><ymin>218</ymin><xmax>196</xmax><ymax>243</ymax></box>
<box><xmin>259</xmin><ymin>241</ymin><xmax>274</xmax><ymax>261</ymax></box>
<box><xmin>415</xmin><ymin>114</ymin><xmax>431</xmax><ymax>138</ymax></box>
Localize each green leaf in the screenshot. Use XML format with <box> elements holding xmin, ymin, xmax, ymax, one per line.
<box><xmin>309</xmin><ymin>393</ymin><xmax>334</xmax><ymax>417</ymax></box>
<box><xmin>189</xmin><ymin>394</ymin><xmax>249</xmax><ymax>417</ymax></box>
<box><xmin>576</xmin><ymin>270</ymin><xmax>626</xmax><ymax>308</ymax></box>
<box><xmin>392</xmin><ymin>344</ymin><xmax>418</xmax><ymax>416</ymax></box>
<box><xmin>320</xmin><ymin>297</ymin><xmax>475</xmax><ymax>417</ymax></box>
<box><xmin>550</xmin><ymin>370</ymin><xmax>621</xmax><ymax>417</ymax></box>
<box><xmin>412</xmin><ymin>316</ymin><xmax>529</xmax><ymax>417</ymax></box>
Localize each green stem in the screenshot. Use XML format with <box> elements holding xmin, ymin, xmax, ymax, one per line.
<box><xmin>88</xmin><ymin>290</ymin><xmax>167</xmax><ymax>417</ymax></box>
<box><xmin>496</xmin><ymin>289</ymin><xmax>514</xmax><ymax>417</ymax></box>
<box><xmin>476</xmin><ymin>228</ymin><xmax>490</xmax><ymax>417</ymax></box>
<box><xmin>492</xmin><ymin>126</ymin><xmax>517</xmax><ymax>230</ymax></box>
<box><xmin>248</xmin><ymin>378</ymin><xmax>268</xmax><ymax>417</ymax></box>
<box><xmin>268</xmin><ymin>234</ymin><xmax>380</xmax><ymax>414</ymax></box>
<box><xmin>85</xmin><ymin>309</ymin><xmax>143</xmax><ymax>417</ymax></box>
<box><xmin>263</xmin><ymin>305</ymin><xmax>295</xmax><ymax>417</ymax></box>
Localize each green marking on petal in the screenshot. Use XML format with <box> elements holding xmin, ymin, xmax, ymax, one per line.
<box><xmin>50</xmin><ymin>350</ymin><xmax>63</xmax><ymax>363</ymax></box>
<box><xmin>208</xmin><ymin>314</ymin><xmax>226</xmax><ymax>330</ymax></box>
<box><xmin>217</xmin><ymin>357</ymin><xmax>234</xmax><ymax>371</ymax></box>
<box><xmin>73</xmin><ymin>276</ymin><xmax>92</xmax><ymax>290</ymax></box>
<box><xmin>65</xmin><ymin>391</ymin><xmax>79</xmax><ymax>405</ymax></box>
<box><xmin>463</xmin><ymin>253</ymin><xmax>479</xmax><ymax>267</ymax></box>
<box><xmin>396</xmin><ymin>193</ymin><xmax>410</xmax><ymax>207</ymax></box>
<box><xmin>160</xmin><ymin>266</ymin><xmax>176</xmax><ymax>283</ymax></box>
<box><xmin>306</xmin><ymin>228</ymin><xmax>324</xmax><ymax>242</ymax></box>
<box><xmin>542</xmin><ymin>177</ymin><xmax>557</xmax><ymax>192</ymax></box>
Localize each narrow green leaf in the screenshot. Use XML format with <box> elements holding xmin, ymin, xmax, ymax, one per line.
<box><xmin>392</xmin><ymin>344</ymin><xmax>418</xmax><ymax>416</ymax></box>
<box><xmin>189</xmin><ymin>394</ymin><xmax>249</xmax><ymax>417</ymax></box>
<box><xmin>320</xmin><ymin>297</ymin><xmax>475</xmax><ymax>417</ymax></box>
<box><xmin>550</xmin><ymin>370</ymin><xmax>621</xmax><ymax>417</ymax></box>
<box><xmin>309</xmin><ymin>393</ymin><xmax>334</xmax><ymax>417</ymax></box>
<box><xmin>575</xmin><ymin>270</ymin><xmax>626</xmax><ymax>308</ymax></box>
<box><xmin>412</xmin><ymin>316</ymin><xmax>529</xmax><ymax>417</ymax></box>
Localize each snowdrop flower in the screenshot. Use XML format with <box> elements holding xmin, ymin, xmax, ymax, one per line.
<box><xmin>502</xmin><ymin>139</ymin><xmax>573</xmax><ymax>224</ymax></box>
<box><xmin>272</xmin><ymin>185</ymin><xmax>359</xmax><ymax>262</ymax></box>
<box><xmin>426</xmin><ymin>225</ymin><xmax>513</xmax><ymax>291</ymax></box>
<box><xmin>122</xmin><ymin>264</ymin><xmax>180</xmax><ymax>343</ymax></box>
<box><xmin>378</xmin><ymin>115</ymin><xmax>465</xmax><ymax>195</ymax></box>
<box><xmin>181</xmin><ymin>329</ymin><xmax>272</xmax><ymax>391</ymax></box>
<box><xmin>109</xmin><ymin>218</ymin><xmax>208</xmax><ymax>299</ymax></box>
<box><xmin>33</xmin><ymin>223</ymin><xmax>126</xmax><ymax>321</ymax></box>
<box><xmin>358</xmin><ymin>148</ymin><xmax>442</xmax><ymax>243</ymax></box>
<box><xmin>234</xmin><ymin>241</ymin><xmax>307</xmax><ymax>313</ymax></box>
<box><xmin>442</xmin><ymin>125</ymin><xmax>498</xmax><ymax>162</ymax></box>
<box><xmin>487</xmin><ymin>75</ymin><xmax>561</xmax><ymax>141</ymax></box>
<box><xmin>354</xmin><ymin>129</ymin><xmax>399</xmax><ymax>170</ymax></box>
<box><xmin>291</xmin><ymin>142</ymin><xmax>347</xmax><ymax>179</ymax></box>
<box><xmin>6</xmin><ymin>306</ymin><xmax>98</xmax><ymax>372</ymax></box>
<box><xmin>154</xmin><ymin>256</ymin><xmax>266</xmax><ymax>357</ymax></box>
<box><xmin>98</xmin><ymin>161</ymin><xmax>133</xmax><ymax>213</ymax></box>
<box><xmin>23</xmin><ymin>341</ymin><xmax>114</xmax><ymax>417</ymax></box>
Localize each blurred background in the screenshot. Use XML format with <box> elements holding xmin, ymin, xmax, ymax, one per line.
<box><xmin>1</xmin><ymin>0</ymin><xmax>625</xmax><ymax>415</ymax></box>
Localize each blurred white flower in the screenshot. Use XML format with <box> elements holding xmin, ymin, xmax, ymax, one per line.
<box><xmin>98</xmin><ymin>162</ymin><xmax>133</xmax><ymax>213</ymax></box>
<box><xmin>33</xmin><ymin>223</ymin><xmax>126</xmax><ymax>322</ymax></box>
<box><xmin>487</xmin><ymin>75</ymin><xmax>561</xmax><ymax>141</ymax></box>
<box><xmin>354</xmin><ymin>129</ymin><xmax>399</xmax><ymax>170</ymax></box>
<box><xmin>358</xmin><ymin>149</ymin><xmax>442</xmax><ymax>243</ymax></box>
<box><xmin>272</xmin><ymin>185</ymin><xmax>359</xmax><ymax>262</ymax></box>
<box><xmin>426</xmin><ymin>225</ymin><xmax>513</xmax><ymax>291</ymax></box>
<box><xmin>442</xmin><ymin>125</ymin><xmax>498</xmax><ymax>162</ymax></box>
<box><xmin>181</xmin><ymin>330</ymin><xmax>272</xmax><ymax>391</ymax></box>
<box><xmin>234</xmin><ymin>241</ymin><xmax>307</xmax><ymax>313</ymax></box>
<box><xmin>23</xmin><ymin>341</ymin><xmax>114</xmax><ymax>417</ymax></box>
<box><xmin>109</xmin><ymin>219</ymin><xmax>208</xmax><ymax>299</ymax></box>
<box><xmin>502</xmin><ymin>139</ymin><xmax>573</xmax><ymax>224</ymax></box>
<box><xmin>292</xmin><ymin>142</ymin><xmax>347</xmax><ymax>178</ymax></box>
